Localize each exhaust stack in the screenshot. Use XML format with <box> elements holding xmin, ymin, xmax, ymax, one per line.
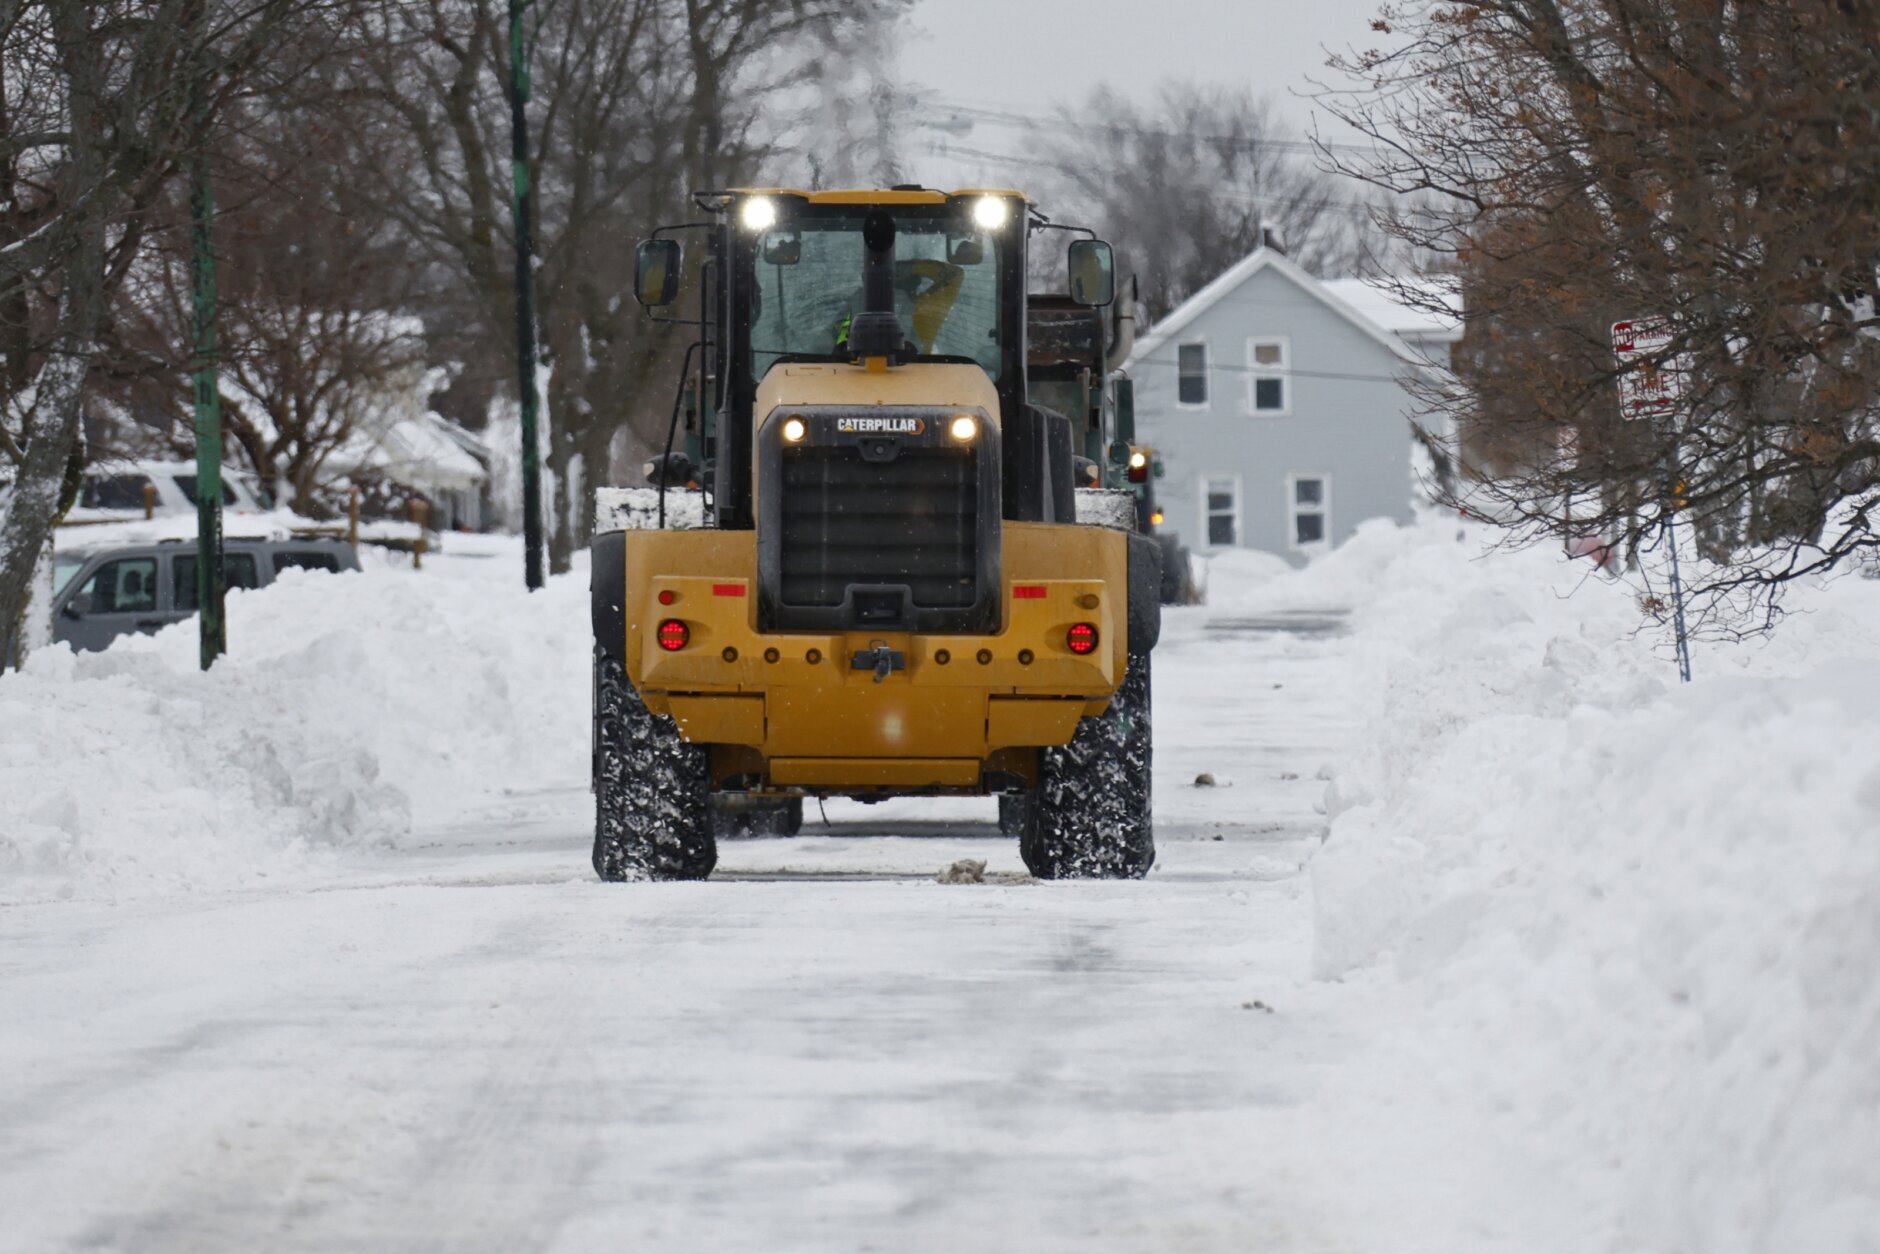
<box><xmin>845</xmin><ymin>208</ymin><xmax>908</xmax><ymax>362</ymax></box>
<box><xmin>1105</xmin><ymin>274</ymin><xmax>1137</xmax><ymax>374</ymax></box>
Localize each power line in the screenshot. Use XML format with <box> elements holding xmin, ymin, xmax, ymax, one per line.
<box><xmin>919</xmin><ymin>140</ymin><xmax>1403</xmax><ymax>220</ymax></box>
<box><xmin>1128</xmin><ymin>353</ymin><xmax>1448</xmax><ymax>386</ymax></box>
<box><xmin>921</xmin><ymin>98</ymin><xmax>1380</xmax><ymax>158</ymax></box>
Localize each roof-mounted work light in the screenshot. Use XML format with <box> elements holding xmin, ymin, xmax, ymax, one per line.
<box><xmin>972</xmin><ymin>196</ymin><xmax>1009</xmax><ymax>230</ymax></box>
<box><xmin>740</xmin><ymin>197</ymin><xmax>778</xmax><ymax>231</ymax></box>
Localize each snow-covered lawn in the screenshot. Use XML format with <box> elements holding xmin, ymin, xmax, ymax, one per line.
<box><xmin>2</xmin><ymin>519</ymin><xmax>1876</xmax><ymax>1251</ymax></box>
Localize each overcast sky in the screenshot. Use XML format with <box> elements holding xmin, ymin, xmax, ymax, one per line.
<box><xmin>894</xmin><ymin>0</ymin><xmax>1386</xmax><ymax>182</ymax></box>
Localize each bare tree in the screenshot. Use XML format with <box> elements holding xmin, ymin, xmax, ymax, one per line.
<box><xmin>783</xmin><ymin>8</ymin><xmax>915</xmax><ymax>190</ymax></box>
<box><xmin>0</xmin><ymin>0</ymin><xmax>325</xmax><ymax>660</ymax></box>
<box><xmin>350</xmin><ymin>0</ymin><xmax>904</xmax><ymax>574</ymax></box>
<box><xmin>1036</xmin><ymin>82</ymin><xmax>1377</xmax><ymax>322</ymax></box>
<box><xmin>101</xmin><ymin>52</ymin><xmax>429</xmax><ymax>513</ymax></box>
<box><xmin>1323</xmin><ymin>0</ymin><xmax>1880</xmax><ymax>632</ymax></box>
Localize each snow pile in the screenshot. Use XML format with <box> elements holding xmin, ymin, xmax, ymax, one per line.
<box><xmin>1305</xmin><ymin>518</ymin><xmax>1880</xmax><ymax>1250</ymax></box>
<box><xmin>1</xmin><ymin>557</ymin><xmax>587</xmax><ymax>902</ymax></box>
<box><xmin>595</xmin><ymin>485</ymin><xmax>708</xmax><ymax>532</ymax></box>
<box><xmin>1190</xmin><ymin>546</ymin><xmax>1296</xmax><ymax>607</ymax></box>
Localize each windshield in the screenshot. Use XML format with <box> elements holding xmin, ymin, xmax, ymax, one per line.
<box><xmin>53</xmin><ymin>556</ymin><xmax>87</xmax><ymax>595</ymax></box>
<box><xmin>81</xmin><ymin>474</ymin><xmax>154</xmax><ymax>511</ymax></box>
<box><xmin>750</xmin><ymin>214</ymin><xmax>1003</xmax><ymax>382</ymax></box>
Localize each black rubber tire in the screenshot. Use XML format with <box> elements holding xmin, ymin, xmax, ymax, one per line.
<box><xmin>1019</xmin><ymin>652</ymin><xmax>1154</xmax><ymax>880</ymax></box>
<box><xmin>997</xmin><ymin>792</ymin><xmax>1028</xmax><ymax>836</ymax></box>
<box><xmin>593</xmin><ymin>652</ymin><xmax>715</xmax><ymax>881</ymax></box>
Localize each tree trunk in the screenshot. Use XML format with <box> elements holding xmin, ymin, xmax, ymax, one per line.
<box><xmin>0</xmin><ymin>3</ymin><xmax>108</xmax><ymax>666</ymax></box>
<box><xmin>547</xmin><ymin>434</ymin><xmax>575</xmax><ymax>575</ymax></box>
<box><xmin>577</xmin><ymin>419</ymin><xmax>615</xmax><ymax>545</ymax></box>
<box><xmin>0</xmin><ymin>240</ymin><xmax>104</xmax><ymax>665</ymax></box>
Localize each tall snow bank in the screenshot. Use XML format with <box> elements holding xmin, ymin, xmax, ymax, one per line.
<box><xmin>1310</xmin><ymin>517</ymin><xmax>1880</xmax><ymax>1251</ymax></box>
<box><xmin>1</xmin><ymin>559</ymin><xmax>587</xmax><ymax>902</ymax></box>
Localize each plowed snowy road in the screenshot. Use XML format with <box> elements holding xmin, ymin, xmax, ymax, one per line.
<box><xmin>2</xmin><ymin>608</ymin><xmax>1381</xmax><ymax>1253</ymax></box>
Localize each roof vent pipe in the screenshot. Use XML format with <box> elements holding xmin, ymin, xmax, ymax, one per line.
<box><xmin>1260</xmin><ymin>221</ymin><xmax>1285</xmax><ymax>255</ymax></box>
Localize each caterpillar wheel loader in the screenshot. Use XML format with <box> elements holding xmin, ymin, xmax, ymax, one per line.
<box><xmin>590</xmin><ymin>187</ymin><xmax>1160</xmax><ymax>881</ymax></box>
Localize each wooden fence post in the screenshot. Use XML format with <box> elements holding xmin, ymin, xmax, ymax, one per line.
<box><xmin>410</xmin><ymin>497</ymin><xmax>429</xmax><ymax>571</ymax></box>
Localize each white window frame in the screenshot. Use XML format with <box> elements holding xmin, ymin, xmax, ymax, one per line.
<box><xmin>1286</xmin><ymin>472</ymin><xmax>1331</xmax><ymax>552</ymax></box>
<box><xmin>1175</xmin><ymin>339</ymin><xmax>1210</xmax><ymax>410</ymax></box>
<box><xmin>1201</xmin><ymin>474</ymin><xmax>1241</xmax><ymax>549</ymax></box>
<box><xmin>1247</xmin><ymin>335</ymin><xmax>1292</xmax><ymax>416</ymax></box>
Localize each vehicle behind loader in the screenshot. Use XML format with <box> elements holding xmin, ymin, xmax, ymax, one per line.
<box><xmin>590</xmin><ymin>187</ymin><xmax>1160</xmax><ymax>880</ymax></box>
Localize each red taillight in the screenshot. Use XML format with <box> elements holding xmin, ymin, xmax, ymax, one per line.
<box><xmin>657</xmin><ymin>589</ymin><xmax>676</xmax><ymax>606</ymax></box>
<box><xmin>657</xmin><ymin>619</ymin><xmax>689</xmax><ymax>651</ymax></box>
<box><xmin>1067</xmin><ymin>622</ymin><xmax>1099</xmax><ymax>655</ymax></box>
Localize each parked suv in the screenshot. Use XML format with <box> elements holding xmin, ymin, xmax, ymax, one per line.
<box><xmin>68</xmin><ymin>458</ymin><xmax>271</xmax><ymax>521</ymax></box>
<box><xmin>49</xmin><ymin>536</ymin><xmax>360</xmax><ymax>653</ymax></box>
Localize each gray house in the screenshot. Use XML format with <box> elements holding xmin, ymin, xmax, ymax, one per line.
<box><xmin>1124</xmin><ymin>246</ymin><xmax>1460</xmax><ymax>563</ymax></box>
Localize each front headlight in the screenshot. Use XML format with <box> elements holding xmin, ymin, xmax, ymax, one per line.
<box><xmin>950</xmin><ymin>415</ymin><xmax>979</xmax><ymax>442</ymax></box>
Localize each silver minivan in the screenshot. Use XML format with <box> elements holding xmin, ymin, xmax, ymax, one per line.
<box><xmin>49</xmin><ymin>537</ymin><xmax>361</xmax><ymax>653</ymax></box>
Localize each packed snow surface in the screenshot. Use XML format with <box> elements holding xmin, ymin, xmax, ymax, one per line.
<box><xmin>3</xmin><ymin>518</ymin><xmax>1877</xmax><ymax>1251</ymax></box>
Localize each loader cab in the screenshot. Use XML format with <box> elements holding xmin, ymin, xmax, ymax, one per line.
<box><xmin>636</xmin><ymin>188</ymin><xmax>1115</xmax><ymax>533</ymax></box>
<box><xmin>708</xmin><ymin>191</ymin><xmax>1031</xmax><ymax>532</ymax></box>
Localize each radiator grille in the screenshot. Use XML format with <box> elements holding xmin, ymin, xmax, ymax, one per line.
<box><xmin>778</xmin><ymin>445</ymin><xmax>977</xmax><ymax>608</ymax></box>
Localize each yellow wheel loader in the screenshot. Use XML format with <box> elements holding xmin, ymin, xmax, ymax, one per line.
<box><xmin>590</xmin><ymin>188</ymin><xmax>1160</xmax><ymax>880</ymax></box>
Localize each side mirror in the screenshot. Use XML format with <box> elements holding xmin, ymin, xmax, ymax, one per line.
<box><xmin>62</xmin><ymin>594</ymin><xmax>90</xmax><ymax>619</ymax></box>
<box><xmin>1068</xmin><ymin>239</ymin><xmax>1115</xmax><ymax>307</ymax></box>
<box><xmin>949</xmin><ymin>237</ymin><xmax>986</xmax><ymax>266</ymax></box>
<box><xmin>634</xmin><ymin>239</ymin><xmax>681</xmax><ymax>308</ymax></box>
<box><xmin>762</xmin><ymin>232</ymin><xmax>801</xmax><ymax>266</ymax></box>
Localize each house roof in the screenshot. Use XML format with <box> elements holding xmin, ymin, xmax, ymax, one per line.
<box><xmin>1320</xmin><ymin>277</ymin><xmax>1463</xmax><ymax>343</ymax></box>
<box><xmin>333</xmin><ymin>411</ymin><xmax>488</xmax><ymax>492</ymax></box>
<box><xmin>1125</xmin><ymin>247</ymin><xmax>1461</xmax><ymax>374</ymax></box>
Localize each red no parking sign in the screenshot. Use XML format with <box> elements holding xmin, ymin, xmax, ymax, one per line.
<box><xmin>1611</xmin><ymin>318</ymin><xmax>1685</xmax><ymax>420</ymax></box>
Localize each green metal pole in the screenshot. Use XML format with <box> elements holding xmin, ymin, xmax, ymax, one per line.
<box><xmin>189</xmin><ymin>78</ymin><xmax>225</xmax><ymax>669</ymax></box>
<box><xmin>508</xmin><ymin>0</ymin><xmax>544</xmax><ymax>590</ymax></box>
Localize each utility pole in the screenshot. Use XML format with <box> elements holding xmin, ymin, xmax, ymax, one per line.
<box><xmin>1660</xmin><ymin>452</ymin><xmax>1693</xmax><ymax>684</ymax></box>
<box><xmin>507</xmin><ymin>0</ymin><xmax>544</xmax><ymax>590</ymax></box>
<box><xmin>188</xmin><ymin>67</ymin><xmax>225</xmax><ymax>669</ymax></box>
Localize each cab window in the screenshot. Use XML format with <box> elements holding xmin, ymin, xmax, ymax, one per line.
<box><xmin>273</xmin><ymin>550</ymin><xmax>341</xmax><ymax>575</ymax></box>
<box><xmin>172</xmin><ymin>552</ymin><xmax>262</xmax><ymax>611</ymax></box>
<box><xmin>173</xmin><ymin>475</ymin><xmax>238</xmax><ymax>507</ymax></box>
<box><xmin>74</xmin><ymin>558</ymin><xmax>158</xmax><ymax>613</ymax></box>
<box><xmin>80</xmin><ymin>475</ymin><xmax>155</xmax><ymax>511</ymax></box>
<box><xmin>750</xmin><ymin>214</ymin><xmax>1003</xmax><ymax>382</ymax></box>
